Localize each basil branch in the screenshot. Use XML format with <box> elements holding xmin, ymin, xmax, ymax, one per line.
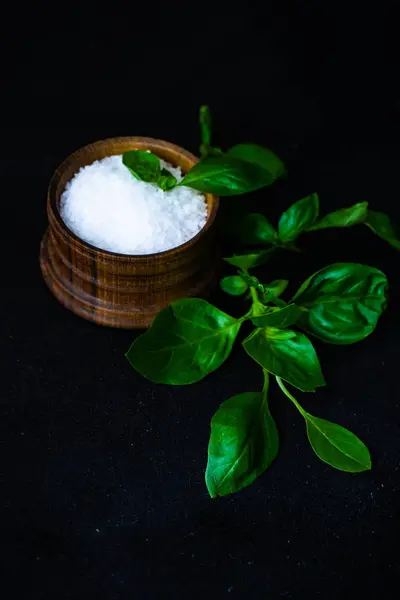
<box><xmin>125</xmin><ymin>105</ymin><xmax>394</xmax><ymax>498</ymax></box>
<box><xmin>249</xmin><ymin>286</ymin><xmax>259</xmax><ymax>305</ymax></box>
<box><xmin>127</xmin><ymin>260</ymin><xmax>385</xmax><ymax>494</ymax></box>
<box><xmin>236</xmin><ymin>195</ymin><xmax>400</xmax><ymax>255</ymax></box>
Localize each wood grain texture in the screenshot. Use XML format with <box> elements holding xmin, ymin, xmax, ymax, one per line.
<box><xmin>40</xmin><ymin>137</ymin><xmax>220</xmax><ymax>328</ymax></box>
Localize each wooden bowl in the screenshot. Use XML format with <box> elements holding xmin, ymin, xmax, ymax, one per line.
<box><xmin>40</xmin><ymin>137</ymin><xmax>220</xmax><ymax>329</ymax></box>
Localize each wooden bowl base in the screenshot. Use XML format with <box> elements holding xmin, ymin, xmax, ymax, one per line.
<box><xmin>40</xmin><ymin>230</ymin><xmax>219</xmax><ymax>329</ymax></box>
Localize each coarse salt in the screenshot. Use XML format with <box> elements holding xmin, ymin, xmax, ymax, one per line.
<box><xmin>60</xmin><ymin>155</ymin><xmax>208</xmax><ymax>254</ymax></box>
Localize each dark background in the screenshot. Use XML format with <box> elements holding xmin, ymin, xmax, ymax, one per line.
<box><xmin>1</xmin><ymin>2</ymin><xmax>399</xmax><ymax>599</ymax></box>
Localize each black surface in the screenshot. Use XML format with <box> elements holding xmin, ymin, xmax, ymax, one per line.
<box><xmin>1</xmin><ymin>4</ymin><xmax>400</xmax><ymax>599</ymax></box>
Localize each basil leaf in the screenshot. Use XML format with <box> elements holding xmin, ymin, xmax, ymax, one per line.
<box><xmin>122</xmin><ymin>150</ymin><xmax>161</xmax><ymax>183</ymax></box>
<box><xmin>292</xmin><ymin>263</ymin><xmax>388</xmax><ymax>344</ymax></box>
<box><xmin>243</xmin><ymin>328</ymin><xmax>325</xmax><ymax>392</ymax></box>
<box><xmin>238</xmin><ymin>213</ymin><xmax>278</xmax><ymax>245</ymax></box>
<box><xmin>308</xmin><ymin>202</ymin><xmax>368</xmax><ymax>231</ymax></box>
<box><xmin>278</xmin><ymin>193</ymin><xmax>319</xmax><ymax>242</ymax></box>
<box><xmin>251</xmin><ymin>304</ymin><xmax>303</xmax><ymax>329</ymax></box>
<box><xmin>220</xmin><ymin>275</ymin><xmax>248</xmax><ymax>296</ymax></box>
<box><xmin>263</xmin><ymin>279</ymin><xmax>289</xmax><ymax>300</ymax></box>
<box><xmin>206</xmin><ymin>373</ymin><xmax>279</xmax><ymax>497</ymax></box>
<box><xmin>276</xmin><ymin>377</ymin><xmax>371</xmax><ymax>472</ymax></box>
<box><xmin>179</xmin><ymin>155</ymin><xmax>275</xmax><ymax>196</ymax></box>
<box><xmin>366</xmin><ymin>210</ymin><xmax>400</xmax><ymax>250</ymax></box>
<box><xmin>264</xmin><ymin>328</ymin><xmax>297</xmax><ymax>339</ymax></box>
<box><xmin>227</xmin><ymin>143</ymin><xmax>285</xmax><ymax>180</ymax></box>
<box><xmin>158</xmin><ymin>168</ymin><xmax>177</xmax><ymax>191</ymax></box>
<box><xmin>126</xmin><ymin>299</ymin><xmax>241</xmax><ymax>385</ymax></box>
<box><xmin>224</xmin><ymin>249</ymin><xmax>274</xmax><ymax>270</ymax></box>
<box><xmin>305</xmin><ymin>413</ymin><xmax>371</xmax><ymax>472</ymax></box>
<box><xmin>122</xmin><ymin>151</ymin><xmax>177</xmax><ymax>190</ymax></box>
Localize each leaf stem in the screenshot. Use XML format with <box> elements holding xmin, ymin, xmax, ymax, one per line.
<box><xmin>262</xmin><ymin>369</ymin><xmax>269</xmax><ymax>393</ymax></box>
<box><xmin>275</xmin><ymin>377</ymin><xmax>306</xmax><ymax>417</ymax></box>
<box><xmin>282</xmin><ymin>242</ymin><xmax>302</xmax><ymax>253</ymax></box>
<box><xmin>250</xmin><ymin>287</ymin><xmax>259</xmax><ymax>304</ymax></box>
<box><xmin>200</xmin><ymin>105</ymin><xmax>211</xmax><ymax>153</ymax></box>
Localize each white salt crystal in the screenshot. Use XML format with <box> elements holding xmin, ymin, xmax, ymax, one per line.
<box><xmin>60</xmin><ymin>154</ymin><xmax>208</xmax><ymax>254</ymax></box>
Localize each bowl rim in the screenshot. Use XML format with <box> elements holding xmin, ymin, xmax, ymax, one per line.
<box><xmin>47</xmin><ymin>136</ymin><xmax>219</xmax><ymax>262</ymax></box>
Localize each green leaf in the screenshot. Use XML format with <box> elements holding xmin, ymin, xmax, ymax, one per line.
<box><xmin>365</xmin><ymin>210</ymin><xmax>400</xmax><ymax>250</ymax></box>
<box><xmin>206</xmin><ymin>372</ymin><xmax>279</xmax><ymax>497</ymax></box>
<box><xmin>122</xmin><ymin>150</ymin><xmax>177</xmax><ymax>190</ymax></box>
<box><xmin>220</xmin><ymin>275</ymin><xmax>248</xmax><ymax>296</ymax></box>
<box><xmin>292</xmin><ymin>263</ymin><xmax>388</xmax><ymax>344</ymax></box>
<box><xmin>223</xmin><ymin>249</ymin><xmax>274</xmax><ymax>270</ymax></box>
<box><xmin>251</xmin><ymin>304</ymin><xmax>303</xmax><ymax>329</ymax></box>
<box><xmin>308</xmin><ymin>202</ymin><xmax>368</xmax><ymax>231</ymax></box>
<box><xmin>158</xmin><ymin>168</ymin><xmax>178</xmax><ymax>191</ymax></box>
<box><xmin>243</xmin><ymin>328</ymin><xmax>325</xmax><ymax>392</ymax></box>
<box><xmin>305</xmin><ymin>414</ymin><xmax>371</xmax><ymax>472</ymax></box>
<box><xmin>278</xmin><ymin>193</ymin><xmax>319</xmax><ymax>242</ymax></box>
<box><xmin>265</xmin><ymin>329</ymin><xmax>298</xmax><ymax>339</ymax></box>
<box><xmin>122</xmin><ymin>150</ymin><xmax>161</xmax><ymax>183</ymax></box>
<box><xmin>262</xmin><ymin>279</ymin><xmax>289</xmax><ymax>301</ymax></box>
<box><xmin>227</xmin><ymin>143</ymin><xmax>285</xmax><ymax>180</ymax></box>
<box><xmin>179</xmin><ymin>155</ymin><xmax>275</xmax><ymax>196</ymax></box>
<box><xmin>126</xmin><ymin>299</ymin><xmax>241</xmax><ymax>385</ymax></box>
<box><xmin>276</xmin><ymin>377</ymin><xmax>371</xmax><ymax>473</ymax></box>
<box><xmin>238</xmin><ymin>213</ymin><xmax>278</xmax><ymax>245</ymax></box>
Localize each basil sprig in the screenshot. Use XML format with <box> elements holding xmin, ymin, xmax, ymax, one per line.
<box><xmin>190</xmin><ymin>106</ymin><xmax>285</xmax><ymax>194</ymax></box>
<box><xmin>123</xmin><ymin>106</ymin><xmax>285</xmax><ymax>195</ymax></box>
<box><xmin>124</xmin><ymin>104</ymin><xmax>396</xmax><ymax>498</ymax></box>
<box><xmin>235</xmin><ymin>195</ymin><xmax>400</xmax><ymax>254</ymax></box>
<box><xmin>127</xmin><ymin>259</ymin><xmax>388</xmax><ymax>496</ymax></box>
<box><xmin>122</xmin><ymin>108</ymin><xmax>399</xmax><ymax>253</ymax></box>
<box><xmin>122</xmin><ymin>150</ymin><xmax>178</xmax><ymax>191</ymax></box>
